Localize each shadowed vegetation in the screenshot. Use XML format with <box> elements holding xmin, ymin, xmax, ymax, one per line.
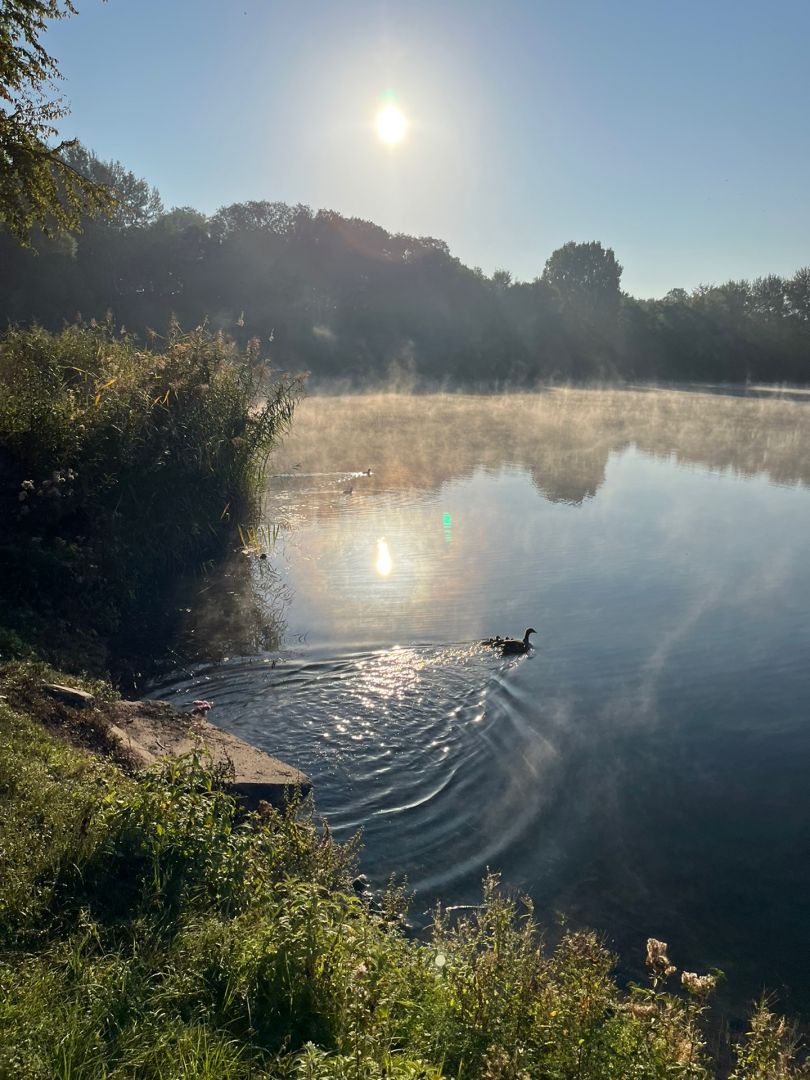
<box><xmin>0</xmin><ymin>322</ymin><xmax>300</xmax><ymax>673</ymax></box>
<box><xmin>1</xmin><ymin>146</ymin><xmax>809</xmax><ymax>386</ymax></box>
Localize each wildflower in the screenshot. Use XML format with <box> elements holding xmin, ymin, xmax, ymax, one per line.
<box><xmin>21</xmin><ymin>480</ymin><xmax>35</xmax><ymax>491</ymax></box>
<box><xmin>434</xmin><ymin>952</ymin><xmax>447</xmax><ymax>969</ymax></box>
<box><xmin>353</xmin><ymin>962</ymin><xmax>368</xmax><ymax>978</ymax></box>
<box><xmin>681</xmin><ymin>971</ymin><xmax>717</xmax><ymax>997</ymax></box>
<box><xmin>192</xmin><ymin>699</ymin><xmax>214</xmax><ymax>713</ymax></box>
<box><xmin>646</xmin><ymin>938</ymin><xmax>676</xmax><ymax>978</ymax></box>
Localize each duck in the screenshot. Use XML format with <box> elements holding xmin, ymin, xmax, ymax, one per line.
<box><xmin>484</xmin><ymin>628</ymin><xmax>536</xmax><ymax>655</ymax></box>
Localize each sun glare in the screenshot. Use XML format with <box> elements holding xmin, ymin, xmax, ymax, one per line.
<box><xmin>376</xmin><ymin>104</ymin><xmax>408</xmax><ymax>146</ymax></box>
<box><xmin>375</xmin><ymin>537</ymin><xmax>393</xmax><ymax>577</ymax></box>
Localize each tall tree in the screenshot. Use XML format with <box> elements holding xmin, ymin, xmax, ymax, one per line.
<box><xmin>542</xmin><ymin>241</ymin><xmax>623</xmax><ymax>318</ymax></box>
<box><xmin>61</xmin><ymin>144</ymin><xmax>163</xmax><ymax>229</ymax></box>
<box><xmin>541</xmin><ymin>241</ymin><xmax>624</xmax><ymax>378</ymax></box>
<box><xmin>0</xmin><ymin>0</ymin><xmax>111</xmax><ymax>243</ymax></box>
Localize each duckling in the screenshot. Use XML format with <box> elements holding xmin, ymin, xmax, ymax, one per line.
<box><xmin>497</xmin><ymin>628</ymin><xmax>536</xmax><ymax>655</ymax></box>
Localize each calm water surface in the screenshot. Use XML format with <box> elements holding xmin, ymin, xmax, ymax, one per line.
<box><xmin>149</xmin><ymin>388</ymin><xmax>810</xmax><ymax>1013</ymax></box>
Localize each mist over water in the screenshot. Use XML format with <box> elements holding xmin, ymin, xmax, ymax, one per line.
<box><xmin>149</xmin><ymin>388</ymin><xmax>810</xmax><ymax>1014</ymax></box>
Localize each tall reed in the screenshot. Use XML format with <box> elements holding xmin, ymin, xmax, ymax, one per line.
<box><xmin>0</xmin><ymin>321</ymin><xmax>301</xmax><ymax>671</ymax></box>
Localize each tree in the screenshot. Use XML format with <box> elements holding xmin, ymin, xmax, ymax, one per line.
<box><xmin>491</xmin><ymin>268</ymin><xmax>513</xmax><ymax>291</ymax></box>
<box><xmin>541</xmin><ymin>241</ymin><xmax>623</xmax><ymax>319</ymax></box>
<box><xmin>540</xmin><ymin>241</ymin><xmax>624</xmax><ymax>378</ymax></box>
<box><xmin>0</xmin><ymin>1</ymin><xmax>111</xmax><ymax>243</ymax></box>
<box><xmin>787</xmin><ymin>267</ymin><xmax>810</xmax><ymax>325</ymax></box>
<box><xmin>61</xmin><ymin>144</ymin><xmax>162</xmax><ymax>228</ymax></box>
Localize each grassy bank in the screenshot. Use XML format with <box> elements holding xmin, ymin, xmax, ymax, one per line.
<box><xmin>0</xmin><ymin>322</ymin><xmax>299</xmax><ymax>675</ymax></box>
<box><xmin>0</xmin><ymin>664</ymin><xmax>805</xmax><ymax>1079</ymax></box>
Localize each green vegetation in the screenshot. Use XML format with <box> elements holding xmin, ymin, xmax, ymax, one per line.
<box><xmin>2</xmin><ymin>145</ymin><xmax>809</xmax><ymax>385</ymax></box>
<box><xmin>0</xmin><ymin>666</ymin><xmax>805</xmax><ymax>1079</ymax></box>
<box><xmin>0</xmin><ymin>321</ymin><xmax>299</xmax><ymax>672</ymax></box>
<box><xmin>1</xmin><ymin>3</ymin><xmax>112</xmax><ymax>242</ymax></box>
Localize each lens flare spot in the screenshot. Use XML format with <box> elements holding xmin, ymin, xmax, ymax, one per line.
<box><xmin>376</xmin><ymin>537</ymin><xmax>393</xmax><ymax>577</ymax></box>
<box><xmin>376</xmin><ymin>104</ymin><xmax>408</xmax><ymax>145</ymax></box>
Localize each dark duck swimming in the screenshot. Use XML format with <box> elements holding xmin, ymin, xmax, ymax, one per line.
<box><xmin>483</xmin><ymin>628</ymin><xmax>536</xmax><ymax>655</ymax></box>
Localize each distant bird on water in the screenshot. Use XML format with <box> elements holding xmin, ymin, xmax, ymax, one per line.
<box><xmin>483</xmin><ymin>628</ymin><xmax>536</xmax><ymax>655</ymax></box>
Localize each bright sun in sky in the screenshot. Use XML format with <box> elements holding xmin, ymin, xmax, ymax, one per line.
<box><xmin>375</xmin><ymin>104</ymin><xmax>408</xmax><ymax>146</ymax></box>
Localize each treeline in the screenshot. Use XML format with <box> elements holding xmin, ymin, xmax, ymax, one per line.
<box><xmin>2</xmin><ymin>145</ymin><xmax>809</xmax><ymax>384</ymax></box>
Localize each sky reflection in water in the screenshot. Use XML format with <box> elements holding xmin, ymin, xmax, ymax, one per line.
<box><xmin>151</xmin><ymin>389</ymin><xmax>810</xmax><ymax>1015</ymax></box>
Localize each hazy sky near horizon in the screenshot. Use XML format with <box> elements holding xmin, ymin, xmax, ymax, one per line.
<box><xmin>47</xmin><ymin>0</ymin><xmax>810</xmax><ymax>297</ymax></box>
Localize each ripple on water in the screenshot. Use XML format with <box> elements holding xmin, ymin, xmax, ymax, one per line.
<box><xmin>149</xmin><ymin>642</ymin><xmax>556</xmax><ymax>893</ymax></box>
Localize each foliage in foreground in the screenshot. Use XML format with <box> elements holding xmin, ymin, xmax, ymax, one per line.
<box><xmin>1</xmin><ymin>2</ymin><xmax>113</xmax><ymax>242</ymax></box>
<box><xmin>0</xmin><ymin>322</ymin><xmax>299</xmax><ymax>670</ymax></box>
<box><xmin>0</xmin><ymin>678</ymin><xmax>806</xmax><ymax>1079</ymax></box>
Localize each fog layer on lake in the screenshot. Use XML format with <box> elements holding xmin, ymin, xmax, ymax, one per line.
<box><xmin>151</xmin><ymin>387</ymin><xmax>810</xmax><ymax>1013</ymax></box>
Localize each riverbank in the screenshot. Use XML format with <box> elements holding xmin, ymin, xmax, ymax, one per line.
<box><xmin>2</xmin><ymin>662</ymin><xmax>310</xmax><ymax>809</ymax></box>
<box><xmin>2</xmin><ymin>661</ymin><xmax>801</xmax><ymax>1079</ymax></box>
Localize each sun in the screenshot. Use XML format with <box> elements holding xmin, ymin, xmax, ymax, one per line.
<box><xmin>376</xmin><ymin>104</ymin><xmax>408</xmax><ymax>146</ymax></box>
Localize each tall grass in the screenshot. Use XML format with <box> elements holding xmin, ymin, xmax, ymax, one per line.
<box><xmin>0</xmin><ymin>321</ymin><xmax>300</xmax><ymax>672</ymax></box>
<box><xmin>0</xmin><ymin>667</ymin><xmax>805</xmax><ymax>1079</ymax></box>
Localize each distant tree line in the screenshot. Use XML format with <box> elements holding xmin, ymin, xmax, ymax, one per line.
<box><xmin>2</xmin><ymin>146</ymin><xmax>809</xmax><ymax>385</ymax></box>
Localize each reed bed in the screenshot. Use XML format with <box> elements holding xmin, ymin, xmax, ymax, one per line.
<box><xmin>0</xmin><ymin>322</ymin><xmax>300</xmax><ymax>671</ymax></box>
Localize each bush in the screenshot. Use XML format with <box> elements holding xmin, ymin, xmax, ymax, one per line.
<box><xmin>0</xmin><ymin>321</ymin><xmax>300</xmax><ymax>671</ymax></box>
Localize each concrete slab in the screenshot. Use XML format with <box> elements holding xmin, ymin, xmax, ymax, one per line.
<box><xmin>105</xmin><ymin>699</ymin><xmax>311</xmax><ymax>810</ymax></box>
<box><xmin>42</xmin><ymin>682</ymin><xmax>95</xmax><ymax>709</ymax></box>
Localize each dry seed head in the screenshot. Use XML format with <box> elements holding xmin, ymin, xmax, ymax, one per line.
<box><xmin>646</xmin><ymin>938</ymin><xmax>676</xmax><ymax>977</ymax></box>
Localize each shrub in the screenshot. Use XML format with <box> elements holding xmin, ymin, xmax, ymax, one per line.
<box><xmin>0</xmin><ymin>321</ymin><xmax>300</xmax><ymax>671</ymax></box>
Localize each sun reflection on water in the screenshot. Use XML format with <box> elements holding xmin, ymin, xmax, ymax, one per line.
<box><xmin>375</xmin><ymin>537</ymin><xmax>393</xmax><ymax>577</ymax></box>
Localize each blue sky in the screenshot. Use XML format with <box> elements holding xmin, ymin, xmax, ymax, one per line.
<box><xmin>47</xmin><ymin>0</ymin><xmax>810</xmax><ymax>297</ymax></box>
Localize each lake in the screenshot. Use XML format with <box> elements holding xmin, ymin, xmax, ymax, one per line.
<box><xmin>149</xmin><ymin>386</ymin><xmax>810</xmax><ymax>1015</ymax></box>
